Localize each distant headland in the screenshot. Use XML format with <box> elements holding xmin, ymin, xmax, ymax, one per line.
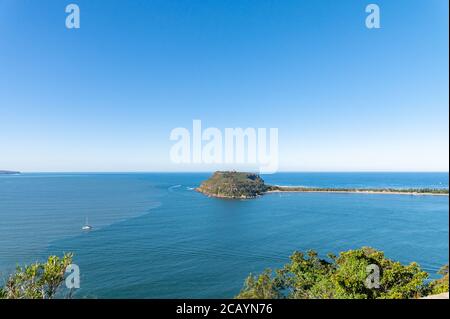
<box><xmin>196</xmin><ymin>171</ymin><xmax>449</xmax><ymax>199</ymax></box>
<box><xmin>197</xmin><ymin>171</ymin><xmax>269</xmax><ymax>198</ymax></box>
<box><xmin>0</xmin><ymin>170</ymin><xmax>20</xmax><ymax>175</ymax></box>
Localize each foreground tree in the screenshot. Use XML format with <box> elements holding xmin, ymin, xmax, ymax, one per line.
<box><xmin>0</xmin><ymin>253</ymin><xmax>73</xmax><ymax>299</ymax></box>
<box><xmin>429</xmin><ymin>265</ymin><xmax>449</xmax><ymax>295</ymax></box>
<box><xmin>236</xmin><ymin>247</ymin><xmax>437</xmax><ymax>299</ymax></box>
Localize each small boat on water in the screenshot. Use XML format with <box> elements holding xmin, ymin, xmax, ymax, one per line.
<box><xmin>82</xmin><ymin>217</ymin><xmax>93</xmax><ymax>231</ymax></box>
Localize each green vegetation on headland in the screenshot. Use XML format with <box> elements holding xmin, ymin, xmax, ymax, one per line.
<box><xmin>197</xmin><ymin>171</ymin><xmax>269</xmax><ymax>198</ymax></box>
<box><xmin>236</xmin><ymin>247</ymin><xmax>449</xmax><ymax>299</ymax></box>
<box><xmin>0</xmin><ymin>170</ymin><xmax>20</xmax><ymax>175</ymax></box>
<box><xmin>196</xmin><ymin>171</ymin><xmax>449</xmax><ymax>199</ymax></box>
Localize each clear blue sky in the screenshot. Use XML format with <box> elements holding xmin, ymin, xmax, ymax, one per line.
<box><xmin>0</xmin><ymin>0</ymin><xmax>448</xmax><ymax>172</ymax></box>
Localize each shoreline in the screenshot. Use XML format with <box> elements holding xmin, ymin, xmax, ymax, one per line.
<box><xmin>196</xmin><ymin>188</ymin><xmax>259</xmax><ymax>199</ymax></box>
<box><xmin>197</xmin><ymin>188</ymin><xmax>449</xmax><ymax>199</ymax></box>
<box><xmin>266</xmin><ymin>189</ymin><xmax>449</xmax><ymax>196</ymax></box>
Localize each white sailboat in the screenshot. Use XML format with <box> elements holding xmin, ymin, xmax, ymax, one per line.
<box><xmin>82</xmin><ymin>217</ymin><xmax>93</xmax><ymax>231</ymax></box>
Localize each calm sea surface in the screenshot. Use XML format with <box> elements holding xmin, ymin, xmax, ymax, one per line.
<box><xmin>0</xmin><ymin>172</ymin><xmax>448</xmax><ymax>298</ymax></box>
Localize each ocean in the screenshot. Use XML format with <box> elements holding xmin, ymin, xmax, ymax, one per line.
<box><xmin>0</xmin><ymin>172</ymin><xmax>448</xmax><ymax>298</ymax></box>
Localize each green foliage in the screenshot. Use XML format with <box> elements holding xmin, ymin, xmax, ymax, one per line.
<box><xmin>429</xmin><ymin>265</ymin><xmax>449</xmax><ymax>295</ymax></box>
<box><xmin>236</xmin><ymin>247</ymin><xmax>431</xmax><ymax>299</ymax></box>
<box><xmin>235</xmin><ymin>269</ymin><xmax>282</xmax><ymax>299</ymax></box>
<box><xmin>1</xmin><ymin>253</ymin><xmax>73</xmax><ymax>299</ymax></box>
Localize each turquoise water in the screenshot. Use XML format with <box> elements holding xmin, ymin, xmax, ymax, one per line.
<box><xmin>0</xmin><ymin>173</ymin><xmax>448</xmax><ymax>298</ymax></box>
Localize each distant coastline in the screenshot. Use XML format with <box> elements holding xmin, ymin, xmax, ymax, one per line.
<box><xmin>0</xmin><ymin>170</ymin><xmax>20</xmax><ymax>175</ymax></box>
<box><xmin>267</xmin><ymin>187</ymin><xmax>449</xmax><ymax>196</ymax></box>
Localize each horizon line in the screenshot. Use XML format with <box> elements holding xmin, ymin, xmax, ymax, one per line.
<box><xmin>7</xmin><ymin>170</ymin><xmax>450</xmax><ymax>174</ymax></box>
